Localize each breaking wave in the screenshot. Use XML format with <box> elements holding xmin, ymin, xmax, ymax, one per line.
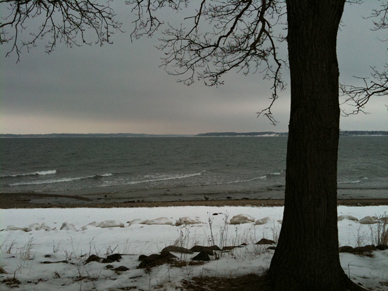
<box><xmin>338</xmin><ymin>177</ymin><xmax>368</xmax><ymax>184</ymax></box>
<box><xmin>101</xmin><ymin>171</ymin><xmax>206</xmax><ymax>187</ymax></box>
<box><xmin>8</xmin><ymin>173</ymin><xmax>113</xmax><ymax>187</ymax></box>
<box><xmin>1</xmin><ymin>170</ymin><xmax>57</xmax><ymax>179</ymax></box>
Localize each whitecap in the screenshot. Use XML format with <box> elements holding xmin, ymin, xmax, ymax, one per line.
<box><xmin>338</xmin><ymin>177</ymin><xmax>368</xmax><ymax>184</ymax></box>
<box><xmin>127</xmin><ymin>171</ymin><xmax>204</xmax><ymax>185</ymax></box>
<box><xmin>9</xmin><ymin>175</ymin><xmax>92</xmax><ymax>186</ymax></box>
<box><xmin>1</xmin><ymin>169</ymin><xmax>57</xmax><ymax>178</ymax></box>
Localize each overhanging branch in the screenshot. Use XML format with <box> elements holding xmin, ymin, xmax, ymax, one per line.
<box><xmin>0</xmin><ymin>0</ymin><xmax>122</xmax><ymax>61</ymax></box>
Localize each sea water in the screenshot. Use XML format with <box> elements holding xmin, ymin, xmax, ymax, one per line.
<box><xmin>0</xmin><ymin>136</ymin><xmax>386</xmax><ymax>201</ymax></box>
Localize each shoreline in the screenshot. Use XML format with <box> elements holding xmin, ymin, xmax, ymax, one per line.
<box><xmin>1</xmin><ymin>192</ymin><xmax>388</xmax><ymax>209</ymax></box>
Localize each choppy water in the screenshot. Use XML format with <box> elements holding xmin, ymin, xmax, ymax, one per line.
<box><xmin>0</xmin><ymin>136</ymin><xmax>386</xmax><ymax>201</ymax></box>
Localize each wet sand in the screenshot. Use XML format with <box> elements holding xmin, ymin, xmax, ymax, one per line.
<box><xmin>1</xmin><ymin>192</ymin><xmax>387</xmax><ymax>209</ymax></box>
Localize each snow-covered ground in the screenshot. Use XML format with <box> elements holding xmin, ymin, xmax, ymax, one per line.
<box><xmin>1</xmin><ymin>206</ymin><xmax>387</xmax><ymax>290</ymax></box>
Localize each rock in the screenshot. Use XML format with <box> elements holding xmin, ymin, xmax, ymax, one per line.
<box><xmin>41</xmin><ymin>260</ymin><xmax>68</xmax><ymax>264</ymax></box>
<box><xmin>107</xmin><ymin>254</ymin><xmax>122</xmax><ymax>262</ymax></box>
<box><xmin>339</xmin><ymin>246</ymin><xmax>354</xmax><ymax>253</ymax></box>
<box><xmin>340</xmin><ymin>245</ymin><xmax>377</xmax><ymax>256</ymax></box>
<box><xmin>161</xmin><ymin>246</ymin><xmax>193</xmax><ymax>254</ymax></box>
<box><xmin>85</xmin><ymin>255</ymin><xmax>101</xmax><ymax>264</ymax></box>
<box><xmin>175</xmin><ymin>217</ymin><xmax>203</xmax><ymax>226</ymax></box>
<box><xmin>376</xmin><ymin>244</ymin><xmax>388</xmax><ymax>250</ymax></box>
<box><xmin>127</xmin><ymin>219</ymin><xmax>141</xmax><ymax>226</ymax></box>
<box><xmin>353</xmin><ymin>245</ymin><xmax>376</xmax><ymax>255</ymax></box>
<box><xmin>60</xmin><ymin>222</ymin><xmax>77</xmax><ymax>231</ymax></box>
<box><xmin>359</xmin><ymin>216</ymin><xmax>378</xmax><ymax>224</ymax></box>
<box><xmin>140</xmin><ymin>217</ymin><xmax>173</xmax><ymax>225</ymax></box>
<box><xmin>230</xmin><ymin>214</ymin><xmax>255</xmax><ymax>224</ymax></box>
<box><xmin>114</xmin><ymin>266</ymin><xmax>129</xmax><ymax>272</ymax></box>
<box><xmin>138</xmin><ymin>252</ymin><xmax>177</xmax><ymax>269</ymax></box>
<box><xmin>81</xmin><ymin>221</ymin><xmax>97</xmax><ymax>230</ymax></box>
<box><xmin>254</xmin><ymin>217</ymin><xmax>270</xmax><ymax>225</ymax></box>
<box><xmin>5</xmin><ymin>225</ymin><xmax>29</xmax><ymax>232</ymax></box>
<box><xmin>105</xmin><ymin>265</ymin><xmax>114</xmax><ymax>269</ymax></box>
<box><xmin>191</xmin><ymin>251</ymin><xmax>210</xmax><ymax>261</ymax></box>
<box><xmin>190</xmin><ymin>245</ymin><xmax>220</xmax><ymax>255</ymax></box>
<box><xmin>28</xmin><ymin>223</ymin><xmax>51</xmax><ymax>231</ymax></box>
<box><xmin>97</xmin><ymin>220</ymin><xmax>124</xmax><ymax>228</ymax></box>
<box><xmin>338</xmin><ymin>215</ymin><xmax>358</xmax><ymax>222</ymax></box>
<box><xmin>256</xmin><ymin>238</ymin><xmax>276</xmax><ymax>245</ymax></box>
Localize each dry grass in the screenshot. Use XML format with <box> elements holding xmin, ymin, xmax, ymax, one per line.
<box><xmin>376</xmin><ymin>213</ymin><xmax>388</xmax><ymax>245</ymax></box>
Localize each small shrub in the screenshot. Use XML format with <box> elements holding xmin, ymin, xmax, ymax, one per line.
<box><xmin>376</xmin><ymin>212</ymin><xmax>388</xmax><ymax>246</ymax></box>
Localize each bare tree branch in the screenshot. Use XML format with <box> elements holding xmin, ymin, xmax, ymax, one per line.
<box><xmin>129</xmin><ymin>0</ymin><xmax>287</xmax><ymax>125</ymax></box>
<box><xmin>0</xmin><ymin>0</ymin><xmax>123</xmax><ymax>61</ymax></box>
<box><xmin>340</xmin><ymin>65</ymin><xmax>388</xmax><ymax>115</ymax></box>
<box><xmin>127</xmin><ymin>0</ymin><xmax>188</xmax><ymax>40</ymax></box>
<box><xmin>340</xmin><ymin>0</ymin><xmax>388</xmax><ymax>114</ymax></box>
<box><xmin>370</xmin><ymin>0</ymin><xmax>388</xmax><ymax>32</ymax></box>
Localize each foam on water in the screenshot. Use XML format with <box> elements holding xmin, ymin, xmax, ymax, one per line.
<box><xmin>0</xmin><ymin>169</ymin><xmax>57</xmax><ymax>178</ymax></box>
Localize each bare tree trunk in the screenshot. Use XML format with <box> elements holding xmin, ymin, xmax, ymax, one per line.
<box><xmin>266</xmin><ymin>1</ymin><xmax>365</xmax><ymax>290</ymax></box>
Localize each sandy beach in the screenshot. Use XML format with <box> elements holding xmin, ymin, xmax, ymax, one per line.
<box><xmin>1</xmin><ymin>192</ymin><xmax>388</xmax><ymax>208</ymax></box>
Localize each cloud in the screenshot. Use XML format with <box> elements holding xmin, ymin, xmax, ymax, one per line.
<box><xmin>1</xmin><ymin>1</ymin><xmax>386</xmax><ymax>134</ymax></box>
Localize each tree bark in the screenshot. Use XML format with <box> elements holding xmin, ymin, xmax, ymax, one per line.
<box><xmin>266</xmin><ymin>1</ymin><xmax>365</xmax><ymax>290</ymax></box>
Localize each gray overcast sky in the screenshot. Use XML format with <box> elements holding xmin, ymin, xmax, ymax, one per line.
<box><xmin>1</xmin><ymin>1</ymin><xmax>387</xmax><ymax>135</ymax></box>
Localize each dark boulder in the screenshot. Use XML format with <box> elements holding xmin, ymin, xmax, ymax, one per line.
<box><xmin>256</xmin><ymin>238</ymin><xmax>276</xmax><ymax>245</ymax></box>
<box><xmin>107</xmin><ymin>253</ymin><xmax>122</xmax><ymax>262</ymax></box>
<box><xmin>192</xmin><ymin>251</ymin><xmax>210</xmax><ymax>261</ymax></box>
<box><xmin>114</xmin><ymin>266</ymin><xmax>129</xmax><ymax>272</ymax></box>
<box><xmin>84</xmin><ymin>255</ymin><xmax>101</xmax><ymax>264</ymax></box>
<box><xmin>138</xmin><ymin>252</ymin><xmax>177</xmax><ymax>269</ymax></box>
<box><xmin>376</xmin><ymin>244</ymin><xmax>388</xmax><ymax>250</ymax></box>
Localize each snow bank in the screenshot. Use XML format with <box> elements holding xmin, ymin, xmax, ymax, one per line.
<box><xmin>0</xmin><ymin>206</ymin><xmax>387</xmax><ymax>291</ymax></box>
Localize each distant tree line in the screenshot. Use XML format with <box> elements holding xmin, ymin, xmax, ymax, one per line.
<box><xmin>1</xmin><ymin>131</ymin><xmax>387</xmax><ymax>138</ymax></box>
<box><xmin>196</xmin><ymin>131</ymin><xmax>388</xmax><ymax>137</ymax></box>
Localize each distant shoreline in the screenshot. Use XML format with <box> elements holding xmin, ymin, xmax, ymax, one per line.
<box><xmin>0</xmin><ymin>130</ymin><xmax>387</xmax><ymax>138</ymax></box>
